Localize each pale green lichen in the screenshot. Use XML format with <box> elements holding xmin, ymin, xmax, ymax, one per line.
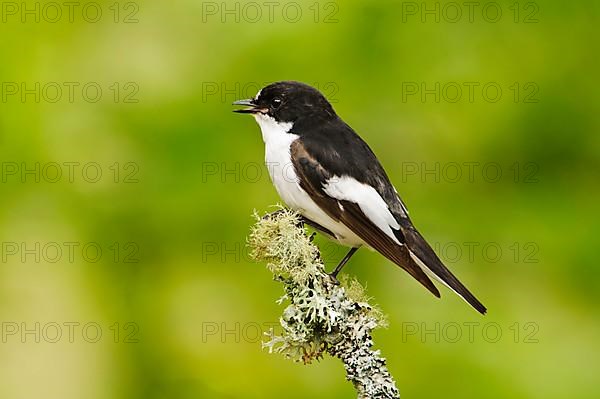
<box><xmin>248</xmin><ymin>208</ymin><xmax>400</xmax><ymax>399</ymax></box>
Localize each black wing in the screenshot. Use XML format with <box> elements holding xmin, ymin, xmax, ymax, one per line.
<box><xmin>291</xmin><ymin>118</ymin><xmax>486</xmax><ymax>314</ymax></box>
<box><xmin>290</xmin><ymin>139</ymin><xmax>440</xmax><ymax>298</ymax></box>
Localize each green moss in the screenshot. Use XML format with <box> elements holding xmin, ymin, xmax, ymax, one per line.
<box><xmin>249</xmin><ymin>208</ymin><xmax>399</xmax><ymax>398</ymax></box>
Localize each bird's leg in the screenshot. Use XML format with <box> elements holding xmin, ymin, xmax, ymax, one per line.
<box><xmin>298</xmin><ymin>216</ymin><xmax>335</xmax><ymax>238</ymax></box>
<box><xmin>262</xmin><ymin>209</ymin><xmax>337</xmax><ymax>262</ymax></box>
<box><xmin>328</xmin><ymin>247</ymin><xmax>359</xmax><ymax>284</ymax></box>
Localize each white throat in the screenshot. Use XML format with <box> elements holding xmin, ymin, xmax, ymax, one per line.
<box><xmin>253</xmin><ymin>113</ymin><xmax>294</xmax><ymax>144</ymax></box>
<box><xmin>253</xmin><ymin>112</ymin><xmax>298</xmax><ymax>186</ymax></box>
<box><xmin>251</xmin><ymin>112</ymin><xmax>365</xmax><ymax>247</ymax></box>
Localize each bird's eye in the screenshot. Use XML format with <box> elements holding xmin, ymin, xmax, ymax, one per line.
<box><xmin>271</xmin><ymin>97</ymin><xmax>282</xmax><ymax>109</ymax></box>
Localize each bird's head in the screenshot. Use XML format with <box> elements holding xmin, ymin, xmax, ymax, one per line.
<box><xmin>233</xmin><ymin>81</ymin><xmax>336</xmax><ymax>124</ymax></box>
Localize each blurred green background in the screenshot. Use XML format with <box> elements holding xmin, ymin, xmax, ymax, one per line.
<box><xmin>0</xmin><ymin>0</ymin><xmax>599</xmax><ymax>398</ymax></box>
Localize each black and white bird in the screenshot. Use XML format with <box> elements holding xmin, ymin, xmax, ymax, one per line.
<box><xmin>233</xmin><ymin>81</ymin><xmax>486</xmax><ymax>314</ymax></box>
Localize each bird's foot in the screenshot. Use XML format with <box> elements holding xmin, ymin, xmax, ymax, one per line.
<box><xmin>326</xmin><ymin>272</ymin><xmax>341</xmax><ymax>286</ymax></box>
<box><xmin>262</xmin><ymin>209</ymin><xmax>310</xmax><ymax>230</ymax></box>
<box><xmin>261</xmin><ymin>209</ymin><xmax>287</xmax><ymax>221</ymax></box>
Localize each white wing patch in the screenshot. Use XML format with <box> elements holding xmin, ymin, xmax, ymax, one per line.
<box><xmin>323</xmin><ymin>175</ymin><xmax>401</xmax><ymax>245</ymax></box>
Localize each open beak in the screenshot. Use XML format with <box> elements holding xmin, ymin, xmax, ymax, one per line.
<box><xmin>232</xmin><ymin>99</ymin><xmax>265</xmax><ymax>114</ymax></box>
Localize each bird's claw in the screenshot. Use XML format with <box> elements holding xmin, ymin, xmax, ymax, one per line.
<box><xmin>261</xmin><ymin>209</ymin><xmax>287</xmax><ymax>221</ymax></box>
<box><xmin>326</xmin><ymin>272</ymin><xmax>341</xmax><ymax>286</ymax></box>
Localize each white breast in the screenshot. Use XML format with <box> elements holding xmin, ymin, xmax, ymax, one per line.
<box><xmin>253</xmin><ymin>113</ymin><xmax>365</xmax><ymax>247</ymax></box>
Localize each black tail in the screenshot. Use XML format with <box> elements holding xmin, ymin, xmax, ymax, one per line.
<box><xmin>398</xmin><ymin>220</ymin><xmax>487</xmax><ymax>314</ymax></box>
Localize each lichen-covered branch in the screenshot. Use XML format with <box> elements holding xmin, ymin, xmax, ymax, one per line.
<box><xmin>248</xmin><ymin>208</ymin><xmax>400</xmax><ymax>399</ymax></box>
